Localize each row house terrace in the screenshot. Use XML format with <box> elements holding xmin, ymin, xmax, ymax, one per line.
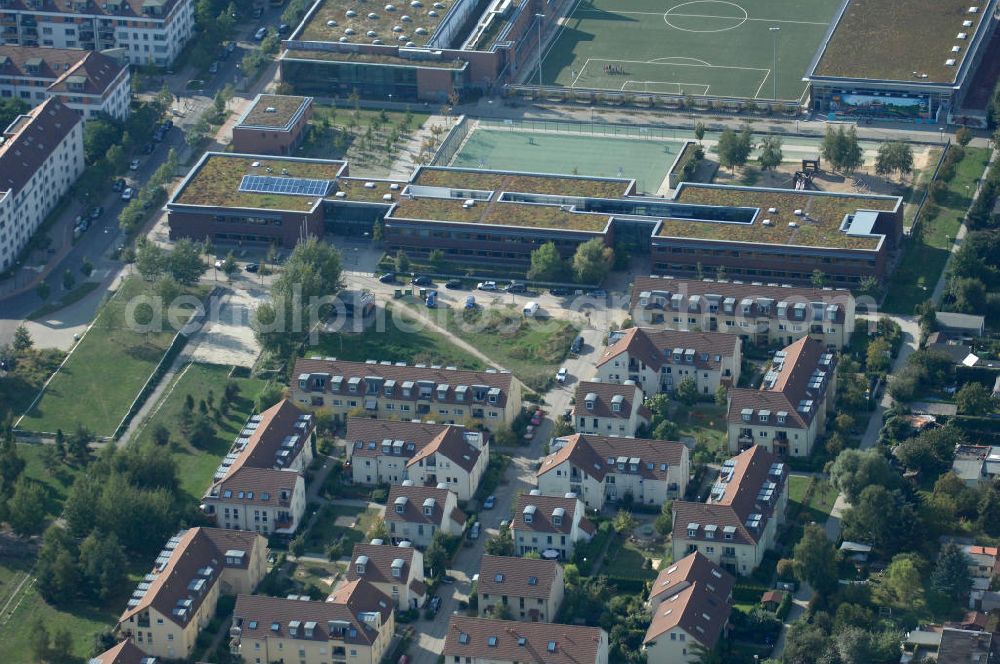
<box><xmin>477</xmin><ymin>555</ymin><xmax>565</xmax><ymax>623</ymax></box>
<box><xmin>511</xmin><ymin>491</ymin><xmax>595</xmax><ymax>562</ymax></box>
<box><xmin>595</xmin><ymin>326</ymin><xmax>741</xmax><ymax>398</ymax></box>
<box><xmin>443</xmin><ymin>615</ymin><xmax>609</xmax><ymax>664</ymax></box>
<box><xmin>671</xmin><ymin>446</ymin><xmax>787</xmax><ymax>576</ymax></box>
<box><xmin>536</xmin><ymin>433</ymin><xmax>690</xmax><ymax>510</ymax></box>
<box><xmin>632</xmin><ymin>275</ymin><xmax>856</xmax><ymax>349</ymax></box>
<box><xmin>345</xmin><ymin>418</ymin><xmax>488</xmax><ymax>501</ymax></box>
<box><xmin>728</xmin><ymin>336</ymin><xmax>838</xmax><ymax>458</ymax></box>
<box><xmin>293</xmin><ymin>357</ymin><xmax>520</xmax><ymax>431</ymax></box>
<box><xmin>384</xmin><ymin>482</ymin><xmax>466</xmax><ymax>548</ymax></box>
<box><xmin>202</xmin><ymin>400</ymin><xmax>315</xmax><ymax>535</ymax></box>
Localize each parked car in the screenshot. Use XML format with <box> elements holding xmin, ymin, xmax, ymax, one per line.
<box><xmin>477</xmin><ymin>280</ymin><xmax>497</xmax><ymax>291</ymax></box>
<box><xmin>412</xmin><ymin>275</ymin><xmax>433</xmax><ymax>286</ymax></box>
<box><xmin>425</xmin><ymin>290</ymin><xmax>438</xmax><ymax>308</ymax></box>
<box><xmin>278</xmin><ymin>22</ymin><xmax>290</xmax><ymax>33</ymax></box>
<box><xmin>112</xmin><ymin>178</ymin><xmax>126</xmax><ymax>192</ymax></box>
<box><xmin>556</xmin><ymin>367</ymin><xmax>568</xmax><ymax>383</ymax></box>
<box><xmin>121</xmin><ymin>187</ymin><xmax>135</xmax><ymax>201</ymax></box>
<box><xmin>549</xmin><ymin>287</ymin><xmax>569</xmax><ymax>296</ymax></box>
<box><xmin>531</xmin><ymin>409</ymin><xmax>544</xmax><ymax>426</ymax></box>
<box><xmin>89</xmin><ymin>206</ymin><xmax>103</xmax><ymax>220</ymax></box>
<box><xmin>379</xmin><ymin>272</ymin><xmax>397</xmax><ymax>284</ymax></box>
<box><xmin>464</xmin><ymin>295</ymin><xmax>476</xmax><ymax>309</ymax></box>
<box><xmin>445</xmin><ymin>279</ymin><xmax>463</xmax><ymax>289</ymax></box>
<box><xmin>226</xmin><ymin>40</ymin><xmax>237</xmax><ymax>53</ymax></box>
<box><xmin>429</xmin><ymin>596</ymin><xmax>442</xmax><ymax>613</ymax></box>
<box><xmin>570</xmin><ymin>336</ymin><xmax>584</xmax><ymax>354</ymax></box>
<box><xmin>208</xmin><ymin>61</ymin><xmax>219</xmax><ymax>74</ymax></box>
<box><xmin>505</xmin><ymin>281</ymin><xmax>527</xmax><ymax>293</ymax></box>
<box><xmin>245</xmin><ymin>262</ymin><xmax>259</xmax><ymax>273</ymax></box>
<box><xmin>254</xmin><ymin>26</ymin><xmax>268</xmax><ymax>40</ymax></box>
<box><xmin>590</xmin><ymin>289</ymin><xmax>607</xmax><ymax>298</ymax></box>
<box><xmin>441</xmin><ymin>575</ymin><xmax>456</xmax><ymax>585</ymax></box>
<box><xmin>129</xmin><ymin>158</ymin><xmax>140</xmax><ymax>171</ymax></box>
<box><xmin>469</xmin><ymin>522</ymin><xmax>481</xmax><ymax>540</ymax></box>
<box><xmin>483</xmin><ymin>495</ymin><xmax>496</xmax><ymax>510</ymax></box>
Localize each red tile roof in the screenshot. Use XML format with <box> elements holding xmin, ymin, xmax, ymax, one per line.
<box><xmin>295</xmin><ymin>357</ymin><xmax>514</xmax><ymax>408</ymax></box>
<box><xmin>233</xmin><ymin>579</ymin><xmax>392</xmax><ymax>647</ymax></box>
<box><xmin>2</xmin><ymin>0</ymin><xmax>187</xmax><ymax>20</ymax></box>
<box><xmin>384</xmin><ymin>483</ymin><xmax>466</xmax><ymax>527</ymax></box>
<box><xmin>727</xmin><ymin>336</ymin><xmax>836</xmax><ymax>429</ymax></box>
<box><xmin>537</xmin><ymin>433</ymin><xmax>686</xmax><ymax>483</ymax></box>
<box><xmin>0</xmin><ymin>97</ymin><xmax>80</xmax><ymax>196</ymax></box>
<box><xmin>645</xmin><ymin>552</ymin><xmax>733</xmax><ymax>650</ymax></box>
<box><xmin>478</xmin><ymin>555</ymin><xmax>561</xmax><ymax>600</ymax></box>
<box><xmin>598</xmin><ymin>327</ymin><xmax>739</xmax><ymax>372</ymax></box>
<box><xmin>631</xmin><ymin>276</ymin><xmax>851</xmax><ymax>324</ymax></box>
<box><xmin>346</xmin><ymin>418</ymin><xmax>485</xmax><ymax>473</ymax></box>
<box><xmin>47</xmin><ymin>50</ymin><xmax>127</xmax><ymax>96</ymax></box>
<box><xmin>444</xmin><ymin>615</ymin><xmax>606</xmax><ymax>664</ymax></box>
<box><xmin>512</xmin><ymin>493</ymin><xmax>590</xmax><ymax>536</ymax></box>
<box><xmin>346</xmin><ymin>543</ymin><xmax>422</xmax><ymax>591</ymax></box>
<box><xmin>672</xmin><ymin>446</ymin><xmax>785</xmax><ymax>545</ymax></box>
<box><xmin>119</xmin><ymin>528</ymin><xmax>265</xmax><ymax>628</ymax></box>
<box><xmin>572</xmin><ymin>381</ymin><xmax>646</xmax><ymax>420</ymax></box>
<box><xmin>90</xmin><ymin>640</ymin><xmax>151</xmax><ymax>664</ymax></box>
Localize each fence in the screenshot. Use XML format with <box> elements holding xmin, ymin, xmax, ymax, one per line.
<box><xmin>905</xmin><ymin>139</ymin><xmax>952</xmax><ymax>234</ymax></box>
<box><xmin>477</xmin><ymin>116</ymin><xmax>687</xmax><ymax>140</ymax></box>
<box><xmin>430</xmin><ymin>114</ymin><xmax>472</xmax><ymax>166</ymax></box>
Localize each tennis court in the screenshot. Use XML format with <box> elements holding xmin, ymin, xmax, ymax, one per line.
<box><xmin>541</xmin><ymin>0</ymin><xmax>840</xmax><ymax>101</ymax></box>
<box><xmin>451</xmin><ymin>128</ymin><xmax>684</xmax><ymax>194</ymax></box>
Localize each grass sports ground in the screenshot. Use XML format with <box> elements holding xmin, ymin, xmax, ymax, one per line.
<box><xmin>540</xmin><ymin>0</ymin><xmax>840</xmax><ymax>101</ymax></box>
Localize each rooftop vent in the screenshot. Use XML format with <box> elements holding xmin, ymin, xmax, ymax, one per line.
<box><xmin>762</xmin><ymin>219</ymin><xmax>772</xmax><ymax>226</ymax></box>
<box><xmin>264</xmin><ymin>106</ymin><xmax>276</xmax><ymax>113</ymax></box>
<box><xmin>946</xmin><ymin>58</ymin><xmax>957</xmax><ymax>66</ymax></box>
<box><xmin>788</xmin><ymin>221</ymin><xmax>798</xmax><ymax>228</ymax></box>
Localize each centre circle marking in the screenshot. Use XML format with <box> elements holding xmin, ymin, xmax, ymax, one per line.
<box><xmin>663</xmin><ymin>0</ymin><xmax>749</xmax><ymax>32</ymax></box>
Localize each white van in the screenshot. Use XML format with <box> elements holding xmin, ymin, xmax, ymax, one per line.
<box><xmin>522</xmin><ymin>301</ymin><xmax>539</xmax><ymax>317</ymax></box>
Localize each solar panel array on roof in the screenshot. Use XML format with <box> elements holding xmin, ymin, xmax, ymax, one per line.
<box><xmin>239</xmin><ymin>174</ymin><xmax>332</xmax><ymax>197</ymax></box>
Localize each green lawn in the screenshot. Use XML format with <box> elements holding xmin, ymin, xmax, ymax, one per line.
<box><xmin>17</xmin><ymin>443</ymin><xmax>83</xmax><ymax>518</ymax></box>
<box><xmin>307</xmin><ymin>308</ymin><xmax>485</xmax><ymax>370</ymax></box>
<box><xmin>602</xmin><ymin>539</ymin><xmax>658</xmax><ymax>581</ymax></box>
<box><xmin>788</xmin><ymin>475</ymin><xmax>838</xmax><ymax>525</ymax></box>
<box><xmin>131</xmin><ymin>362</ymin><xmax>268</xmax><ymax>501</ymax></box>
<box><xmin>883</xmin><ymin>147</ymin><xmax>990</xmax><ymax>314</ymax></box>
<box><xmin>0</xmin><ymin>558</ymin><xmax>121</xmax><ymax>663</ymax></box>
<box><xmin>18</xmin><ymin>278</ymin><xmax>206</xmax><ymax>436</ymax></box>
<box><xmin>442</xmin><ymin>306</ymin><xmax>580</xmax><ymax>392</ymax></box>
<box><xmin>676</xmin><ymin>403</ymin><xmax>729</xmax><ymax>460</ymax></box>
<box><xmin>302</xmin><ymin>503</ymin><xmax>381</xmax><ymax>554</ymax></box>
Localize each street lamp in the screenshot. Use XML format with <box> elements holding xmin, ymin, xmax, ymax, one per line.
<box><xmin>769</xmin><ymin>26</ymin><xmax>780</xmax><ymax>101</ymax></box>
<box><xmin>535</xmin><ymin>13</ymin><xmax>545</xmax><ymax>90</ymax></box>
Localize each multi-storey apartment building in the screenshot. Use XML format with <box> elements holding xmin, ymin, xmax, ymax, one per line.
<box><xmin>0</xmin><ymin>0</ymin><xmax>195</xmax><ymax>67</ymax></box>
<box><xmin>202</xmin><ymin>399</ymin><xmax>315</xmax><ymax>535</ymax></box>
<box><xmin>231</xmin><ymin>94</ymin><xmax>313</xmax><ymax>155</ymax></box>
<box><xmin>632</xmin><ymin>276</ymin><xmax>857</xmax><ymax>349</ymax></box>
<box><xmin>572</xmin><ymin>381</ymin><xmax>650</xmax><ymax>438</ymax></box>
<box><xmin>293</xmin><ymin>357</ymin><xmax>520</xmax><ymax>431</ymax></box>
<box><xmin>443</xmin><ymin>616</ymin><xmax>609</xmax><ymax>664</ymax></box>
<box><xmin>346</xmin><ymin>541</ymin><xmax>427</xmax><ymax>610</ymax></box>
<box><xmin>117</xmin><ymin>528</ymin><xmax>268</xmax><ymax>660</ymax></box>
<box><xmin>477</xmin><ymin>555</ymin><xmax>564</xmax><ymax>623</ymax></box>
<box><xmin>0</xmin><ymin>96</ymin><xmax>82</xmax><ymax>272</ymax></box>
<box><xmin>385</xmin><ymin>482</ymin><xmax>466</xmax><ymax>549</ymax></box>
<box><xmin>511</xmin><ymin>491</ymin><xmax>594</xmax><ymax>562</ymax></box>
<box><xmin>643</xmin><ymin>552</ymin><xmax>734</xmax><ymax>664</ymax></box>
<box><xmin>230</xmin><ymin>579</ymin><xmax>395</xmax><ymax>664</ymax></box>
<box><xmin>727</xmin><ymin>337</ymin><xmax>838</xmax><ymax>457</ymax></box>
<box><xmin>672</xmin><ymin>446</ymin><xmax>787</xmax><ymax>576</ymax></box>
<box><xmin>537</xmin><ymin>434</ymin><xmax>690</xmax><ymax>509</ymax></box>
<box><xmin>345</xmin><ymin>418</ymin><xmax>489</xmax><ymax>501</ymax></box>
<box><xmin>596</xmin><ymin>326</ymin><xmax>741</xmax><ymax>398</ymax></box>
<box><xmin>0</xmin><ymin>46</ymin><xmax>129</xmax><ymax>118</ymax></box>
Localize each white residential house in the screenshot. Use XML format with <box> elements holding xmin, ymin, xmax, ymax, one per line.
<box><xmin>384</xmin><ymin>482</ymin><xmax>466</xmax><ymax>549</ymax></box>
<box><xmin>510</xmin><ymin>491</ymin><xmax>595</xmax><ymax>562</ymax></box>
<box><xmin>346</xmin><ymin>541</ymin><xmax>427</xmax><ymax>610</ymax></box>
<box><xmin>572</xmin><ymin>381</ymin><xmax>651</xmax><ymax>438</ymax></box>
<box><xmin>477</xmin><ymin>555</ymin><xmax>565</xmax><ymax>623</ymax></box>
<box><xmin>536</xmin><ymin>433</ymin><xmax>690</xmax><ymax>509</ymax></box>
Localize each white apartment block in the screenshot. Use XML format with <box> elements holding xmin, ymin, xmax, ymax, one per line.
<box><xmin>0</xmin><ymin>96</ymin><xmax>82</xmax><ymax>272</ymax></box>
<box><xmin>596</xmin><ymin>326</ymin><xmax>741</xmax><ymax>398</ymax></box>
<box><xmin>632</xmin><ymin>276</ymin><xmax>856</xmax><ymax>349</ymax></box>
<box><xmin>0</xmin><ymin>0</ymin><xmax>195</xmax><ymax>67</ymax></box>
<box><xmin>202</xmin><ymin>400</ymin><xmax>315</xmax><ymax>536</ymax></box>
<box><xmin>537</xmin><ymin>433</ymin><xmax>690</xmax><ymax>510</ymax></box>
<box><xmin>0</xmin><ymin>46</ymin><xmax>129</xmax><ymax>118</ymax></box>
<box><xmin>346</xmin><ymin>418</ymin><xmax>489</xmax><ymax>501</ymax></box>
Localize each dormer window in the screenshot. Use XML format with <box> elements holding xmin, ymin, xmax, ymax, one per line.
<box><xmin>741</xmin><ymin>409</ymin><xmax>752</xmax><ymax>422</ymax></box>
<box><xmin>552</xmin><ymin>507</ymin><xmax>565</xmax><ymax>527</ymax></box>
<box><xmin>612</xmin><ymin>402</ymin><xmax>621</xmax><ymax>413</ymax></box>
<box><xmin>391</xmin><ymin>559</ymin><xmax>404</xmax><ymax>578</ymax></box>
<box><xmin>423</xmin><ymin>498</ymin><xmax>435</xmax><ymax>516</ymax></box>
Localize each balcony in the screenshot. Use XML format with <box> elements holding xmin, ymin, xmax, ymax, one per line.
<box><xmin>737</xmin><ymin>434</ymin><xmax>754</xmax><ymax>450</ymax></box>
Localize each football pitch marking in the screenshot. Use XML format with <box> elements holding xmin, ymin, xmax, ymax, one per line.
<box><xmin>663</xmin><ymin>0</ymin><xmax>747</xmax><ymax>32</ymax></box>
<box><xmin>621</xmin><ymin>80</ymin><xmax>711</xmax><ymax>95</ymax></box>
<box><xmin>572</xmin><ymin>57</ymin><xmax>770</xmax><ymax>99</ymax></box>
<box><xmin>573</xmin><ymin>9</ymin><xmax>829</xmax><ymax>26</ymax></box>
